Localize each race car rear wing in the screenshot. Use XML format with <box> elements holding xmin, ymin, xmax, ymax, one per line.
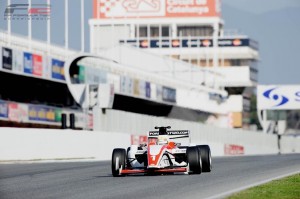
<box><xmin>148</xmin><ymin>130</ymin><xmax>191</xmax><ymax>146</ymax></box>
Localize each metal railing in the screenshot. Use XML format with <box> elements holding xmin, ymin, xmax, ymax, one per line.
<box><xmin>0</xmin><ymin>30</ymin><xmax>79</xmax><ymax>60</ymax></box>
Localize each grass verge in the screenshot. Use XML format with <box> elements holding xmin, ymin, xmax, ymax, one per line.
<box><xmin>227</xmin><ymin>173</ymin><xmax>300</xmax><ymax>199</ymax></box>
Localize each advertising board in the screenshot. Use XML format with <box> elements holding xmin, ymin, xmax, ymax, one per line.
<box><xmin>8</xmin><ymin>103</ymin><xmax>28</xmax><ymax>122</ymax></box>
<box><xmin>13</xmin><ymin>49</ymin><xmax>23</xmax><ymax>73</ymax></box>
<box><xmin>51</xmin><ymin>58</ymin><xmax>65</xmax><ymax>80</ymax></box>
<box><xmin>28</xmin><ymin>105</ymin><xmax>61</xmax><ymax>122</ymax></box>
<box><xmin>0</xmin><ymin>101</ymin><xmax>8</xmax><ymax>118</ymax></box>
<box><xmin>79</xmin><ymin>66</ymin><xmax>107</xmax><ymax>84</ymax></box>
<box><xmin>2</xmin><ymin>47</ymin><xmax>12</xmax><ymax>70</ymax></box>
<box><xmin>145</xmin><ymin>82</ymin><xmax>151</xmax><ymax>98</ymax></box>
<box><xmin>162</xmin><ymin>86</ymin><xmax>176</xmax><ymax>103</ymax></box>
<box><xmin>94</xmin><ymin>0</ymin><xmax>221</xmax><ymax>19</ymax></box>
<box><xmin>133</xmin><ymin>79</ymin><xmax>140</xmax><ymax>96</ymax></box>
<box><xmin>121</xmin><ymin>38</ymin><xmax>255</xmax><ymax>49</ymax></box>
<box><xmin>156</xmin><ymin>85</ymin><xmax>163</xmax><ymax>101</ymax></box>
<box><xmin>24</xmin><ymin>52</ymin><xmax>33</xmax><ymax>74</ymax></box>
<box><xmin>257</xmin><ymin>85</ymin><xmax>300</xmax><ymax>110</ymax></box>
<box><xmin>33</xmin><ymin>54</ymin><xmax>43</xmax><ymax>76</ymax></box>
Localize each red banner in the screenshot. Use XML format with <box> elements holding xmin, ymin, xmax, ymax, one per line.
<box><xmin>224</xmin><ymin>144</ymin><xmax>244</xmax><ymax>155</ymax></box>
<box><xmin>33</xmin><ymin>54</ymin><xmax>43</xmax><ymax>76</ymax></box>
<box><xmin>94</xmin><ymin>0</ymin><xmax>221</xmax><ymax>19</ymax></box>
<box><xmin>8</xmin><ymin>103</ymin><xmax>28</xmax><ymax>122</ymax></box>
<box><xmin>131</xmin><ymin>135</ymin><xmax>147</xmax><ymax>145</ymax></box>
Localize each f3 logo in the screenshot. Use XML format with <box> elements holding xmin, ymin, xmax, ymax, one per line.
<box><xmin>263</xmin><ymin>88</ymin><xmax>289</xmax><ymax>107</ymax></box>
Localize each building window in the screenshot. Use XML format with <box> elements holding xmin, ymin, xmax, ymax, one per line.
<box><xmin>150</xmin><ymin>26</ymin><xmax>159</xmax><ymax>37</ymax></box>
<box><xmin>230</xmin><ymin>59</ymin><xmax>241</xmax><ymax>66</ymax></box>
<box><xmin>136</xmin><ymin>26</ymin><xmax>147</xmax><ymax>37</ymax></box>
<box><xmin>177</xmin><ymin>26</ymin><xmax>213</xmax><ymax>37</ymax></box>
<box><xmin>162</xmin><ymin>26</ymin><xmax>170</xmax><ymax>37</ymax></box>
<box><xmin>136</xmin><ymin>25</ymin><xmax>171</xmax><ymax>38</ymax></box>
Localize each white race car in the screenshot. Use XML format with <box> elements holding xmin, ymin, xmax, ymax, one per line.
<box><xmin>111</xmin><ymin>126</ymin><xmax>212</xmax><ymax>176</ymax></box>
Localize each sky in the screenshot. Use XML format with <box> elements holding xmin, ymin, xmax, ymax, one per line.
<box><xmin>0</xmin><ymin>0</ymin><xmax>300</xmax><ymax>85</ymax></box>
<box><xmin>222</xmin><ymin>0</ymin><xmax>300</xmax><ymax>85</ymax></box>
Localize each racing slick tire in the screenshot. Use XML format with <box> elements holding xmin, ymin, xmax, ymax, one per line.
<box><xmin>111</xmin><ymin>148</ymin><xmax>126</xmax><ymax>177</ymax></box>
<box><xmin>197</xmin><ymin>145</ymin><xmax>212</xmax><ymax>172</ymax></box>
<box><xmin>187</xmin><ymin>146</ymin><xmax>202</xmax><ymax>174</ymax></box>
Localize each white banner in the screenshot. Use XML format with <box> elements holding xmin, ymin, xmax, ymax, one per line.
<box><xmin>257</xmin><ymin>85</ymin><xmax>300</xmax><ymax>110</ymax></box>
<box><xmin>13</xmin><ymin>49</ymin><xmax>23</xmax><ymax>73</ymax></box>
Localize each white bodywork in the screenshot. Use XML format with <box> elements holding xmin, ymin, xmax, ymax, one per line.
<box><xmin>127</xmin><ymin>130</ymin><xmax>190</xmax><ymax>168</ymax></box>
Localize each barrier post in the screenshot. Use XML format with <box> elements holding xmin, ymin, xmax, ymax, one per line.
<box><xmin>61</xmin><ymin>113</ymin><xmax>67</xmax><ymax>129</ymax></box>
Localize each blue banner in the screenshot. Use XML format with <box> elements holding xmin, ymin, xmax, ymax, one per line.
<box><xmin>28</xmin><ymin>105</ymin><xmax>58</xmax><ymax>122</ymax></box>
<box><xmin>121</xmin><ymin>38</ymin><xmax>258</xmax><ymax>49</ymax></box>
<box><xmin>146</xmin><ymin>82</ymin><xmax>151</xmax><ymax>98</ymax></box>
<box><xmin>0</xmin><ymin>101</ymin><xmax>8</xmax><ymax>118</ymax></box>
<box><xmin>162</xmin><ymin>86</ymin><xmax>176</xmax><ymax>103</ymax></box>
<box><xmin>51</xmin><ymin>59</ymin><xmax>65</xmax><ymax>80</ymax></box>
<box><xmin>23</xmin><ymin>52</ymin><xmax>33</xmax><ymax>74</ymax></box>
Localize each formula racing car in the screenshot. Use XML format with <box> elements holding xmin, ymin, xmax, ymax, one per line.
<box><xmin>111</xmin><ymin>126</ymin><xmax>212</xmax><ymax>176</ymax></box>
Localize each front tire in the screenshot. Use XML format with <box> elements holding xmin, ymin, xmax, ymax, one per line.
<box><xmin>111</xmin><ymin>148</ymin><xmax>126</xmax><ymax>177</ymax></box>
<box><xmin>187</xmin><ymin>146</ymin><xmax>202</xmax><ymax>174</ymax></box>
<box><xmin>197</xmin><ymin>145</ymin><xmax>212</xmax><ymax>172</ymax></box>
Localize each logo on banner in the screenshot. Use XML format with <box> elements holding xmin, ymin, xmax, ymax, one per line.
<box><xmin>33</xmin><ymin>54</ymin><xmax>43</xmax><ymax>76</ymax></box>
<box><xmin>233</xmin><ymin>39</ymin><xmax>242</xmax><ymax>46</ymax></box>
<box><xmin>24</xmin><ymin>52</ymin><xmax>33</xmax><ymax>74</ymax></box>
<box><xmin>99</xmin><ymin>0</ymin><xmax>164</xmax><ymax>17</ymax></box>
<box><xmin>52</xmin><ymin>59</ymin><xmax>65</xmax><ymax>80</ymax></box>
<box><xmin>4</xmin><ymin>4</ymin><xmax>51</xmax><ymax>20</ymax></box>
<box><xmin>122</xmin><ymin>0</ymin><xmax>160</xmax><ymax>12</ymax></box>
<box><xmin>96</xmin><ymin>0</ymin><xmax>219</xmax><ymax>18</ymax></box>
<box><xmin>172</xmin><ymin>40</ymin><xmax>180</xmax><ymax>47</ymax></box>
<box><xmin>263</xmin><ymin>87</ymin><xmax>289</xmax><ymax>107</ymax></box>
<box><xmin>2</xmin><ymin>47</ymin><xmax>13</xmax><ymax>70</ymax></box>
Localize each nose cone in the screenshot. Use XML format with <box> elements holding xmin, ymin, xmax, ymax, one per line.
<box><xmin>147</xmin><ymin>145</ymin><xmax>167</xmax><ymax>167</ymax></box>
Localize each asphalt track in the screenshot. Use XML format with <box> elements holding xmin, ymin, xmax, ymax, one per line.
<box><xmin>0</xmin><ymin>154</ymin><xmax>299</xmax><ymax>199</ymax></box>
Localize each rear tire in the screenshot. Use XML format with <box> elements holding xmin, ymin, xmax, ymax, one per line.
<box><xmin>111</xmin><ymin>148</ymin><xmax>126</xmax><ymax>177</ymax></box>
<box><xmin>197</xmin><ymin>145</ymin><xmax>212</xmax><ymax>172</ymax></box>
<box><xmin>187</xmin><ymin>146</ymin><xmax>202</xmax><ymax>174</ymax></box>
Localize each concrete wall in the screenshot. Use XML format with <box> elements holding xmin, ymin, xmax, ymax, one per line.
<box><xmin>0</xmin><ymin>128</ymin><xmax>130</xmax><ymax>161</ymax></box>
<box><xmin>1</xmin><ymin>109</ymin><xmax>299</xmax><ymax>162</ymax></box>
<box><xmin>94</xmin><ymin>109</ymin><xmax>299</xmax><ymax>156</ymax></box>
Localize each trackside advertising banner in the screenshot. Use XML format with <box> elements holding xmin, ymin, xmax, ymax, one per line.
<box><xmin>145</xmin><ymin>82</ymin><xmax>151</xmax><ymax>98</ymax></box>
<box><xmin>24</xmin><ymin>52</ymin><xmax>33</xmax><ymax>74</ymax></box>
<box><xmin>32</xmin><ymin>54</ymin><xmax>43</xmax><ymax>76</ymax></box>
<box><xmin>2</xmin><ymin>47</ymin><xmax>12</xmax><ymax>70</ymax></box>
<box><xmin>13</xmin><ymin>49</ymin><xmax>23</xmax><ymax>73</ymax></box>
<box><xmin>162</xmin><ymin>86</ymin><xmax>176</xmax><ymax>103</ymax></box>
<box><xmin>120</xmin><ymin>76</ymin><xmax>133</xmax><ymax>95</ymax></box>
<box><xmin>120</xmin><ymin>38</ymin><xmax>257</xmax><ymax>49</ymax></box>
<box><xmin>51</xmin><ymin>58</ymin><xmax>65</xmax><ymax>80</ymax></box>
<box><xmin>28</xmin><ymin>105</ymin><xmax>61</xmax><ymax>122</ymax></box>
<box><xmin>23</xmin><ymin>52</ymin><xmax>43</xmax><ymax>76</ymax></box>
<box><xmin>94</xmin><ymin>0</ymin><xmax>221</xmax><ymax>19</ymax></box>
<box><xmin>0</xmin><ymin>101</ymin><xmax>8</xmax><ymax>118</ymax></box>
<box><xmin>257</xmin><ymin>85</ymin><xmax>300</xmax><ymax>110</ymax></box>
<box><xmin>8</xmin><ymin>103</ymin><xmax>28</xmax><ymax>122</ymax></box>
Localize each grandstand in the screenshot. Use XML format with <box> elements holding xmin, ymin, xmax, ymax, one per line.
<box><xmin>0</xmin><ymin>0</ymin><xmax>258</xmax><ymax>130</ymax></box>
